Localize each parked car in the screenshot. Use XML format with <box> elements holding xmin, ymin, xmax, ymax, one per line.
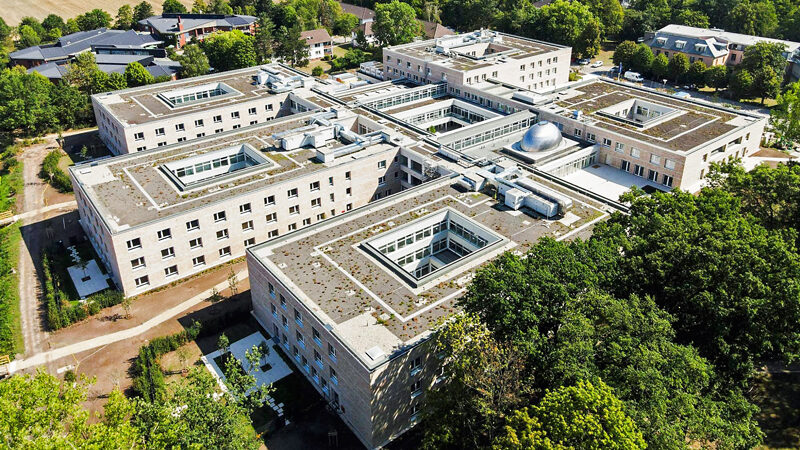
<box><xmin>591</xmin><ymin>61</ymin><xmax>604</xmax><ymax>68</ymax></box>
<box><xmin>609</xmin><ymin>66</ymin><xmax>620</xmax><ymax>76</ymax></box>
<box><xmin>624</xmin><ymin>71</ymin><xmax>644</xmax><ymax>82</ymax></box>
<box><xmin>577</xmin><ymin>58</ymin><xmax>591</xmax><ymax>65</ymax></box>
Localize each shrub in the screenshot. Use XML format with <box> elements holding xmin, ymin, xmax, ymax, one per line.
<box><xmin>311</xmin><ymin>66</ymin><xmax>324</xmax><ymax>77</ymax></box>
<box><xmin>131</xmin><ymin>322</ymin><xmax>202</xmax><ymax>401</ymax></box>
<box><xmin>40</xmin><ymin>150</ymin><xmax>72</xmax><ymax>192</ymax></box>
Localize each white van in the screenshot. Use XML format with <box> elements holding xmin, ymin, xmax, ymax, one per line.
<box><xmin>624</xmin><ymin>71</ymin><xmax>644</xmax><ymax>82</ymax></box>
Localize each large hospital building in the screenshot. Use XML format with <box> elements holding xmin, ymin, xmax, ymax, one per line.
<box><xmin>72</xmin><ymin>29</ymin><xmax>768</xmax><ymax>448</ymax></box>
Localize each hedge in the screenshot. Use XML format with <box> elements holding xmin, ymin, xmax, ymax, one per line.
<box><xmin>131</xmin><ymin>322</ymin><xmax>202</xmax><ymax>402</ymax></box>
<box><xmin>40</xmin><ymin>150</ymin><xmax>72</xmax><ymax>193</ymax></box>
<box><xmin>0</xmin><ymin>222</ymin><xmax>22</xmax><ymax>358</ymax></box>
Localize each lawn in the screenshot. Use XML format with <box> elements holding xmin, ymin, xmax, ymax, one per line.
<box><xmin>298</xmin><ymin>45</ymin><xmax>355</xmax><ymax>76</ymax></box>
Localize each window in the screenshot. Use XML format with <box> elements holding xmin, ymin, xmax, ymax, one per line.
<box><xmin>288</xmin><ymin>223</ymin><xmax>297</xmax><ymax>231</ymax></box>
<box><xmin>345</xmin><ymin>171</ymin><xmax>351</xmax><ymax>180</ymax></box>
<box><xmin>330</xmin><ymin>367</ymin><xmax>338</xmax><ymax>385</ymax></box>
<box><xmin>312</xmin><ymin>327</ymin><xmax>321</xmax><ymax>345</ymax></box>
<box><xmin>231</xmin><ymin>111</ymin><xmax>240</xmax><ymax>119</ymax></box>
<box><xmin>268</xmin><ymin>229</ymin><xmax>278</xmax><ymax>238</ymax></box>
<box><xmin>289</xmin><ymin>205</ymin><xmax>300</xmax><ymax>215</ymax></box>
<box><xmin>296</xmin><ymin>330</ymin><xmax>305</xmax><ymax>345</ymax></box>
<box><xmin>248</xmin><ymin>107</ymin><xmax>256</xmax><ymax>115</ymax></box>
<box><xmin>161</xmin><ymin>247</ymin><xmax>175</xmax><ymax>259</ymax></box>
<box><xmin>239</xmin><ymin>203</ymin><xmax>251</xmax><ymax>214</ymax></box>
<box><xmin>281</xmin><ymin>315</ymin><xmax>288</xmax><ymax>330</ymax></box>
<box><xmin>328</xmin><ymin>343</ymin><xmax>336</xmax><ymax>361</ymax></box>
<box><xmin>127</xmin><ymin>238</ymin><xmax>142</xmax><ymax>251</ymax></box>
<box><xmin>213</xmin><ymin>115</ymin><xmax>222</xmax><ymax>123</ymax></box>
<box><xmin>131</xmin><ymin>257</ymin><xmax>146</xmax><ymax>269</ymax></box>
<box><xmin>242</xmin><ymin>220</ymin><xmax>254</xmax><ymax>231</ymax></box>
<box><xmin>615</xmin><ymin>142</ymin><xmax>624</xmax><ymax>153</ymax></box>
<box><xmin>302</xmin><ymin>218</ymin><xmax>311</xmax><ymax>226</ymax></box>
<box><xmin>186</xmin><ymin>219</ymin><xmax>200</xmax><ymax>231</ymax></box>
<box><xmin>177</xmin><ymin>137</ymin><xmax>186</xmax><ymax>142</ymax></box>
<box><xmin>265</xmin><ymin>195</ymin><xmax>276</xmax><ymax>206</ymax></box>
<box><xmin>219</xmin><ymin>246</ymin><xmax>231</xmax><ymax>257</ymax></box>
<box><xmin>244</xmin><ymin>237</ymin><xmax>255</xmax><ymax>247</ymax></box>
<box><xmin>316</xmin><ymin>213</ymin><xmax>326</xmax><ymax>221</ymax></box>
<box><xmin>216</xmin><ymin>229</ymin><xmax>229</xmax><ymax>240</ymax></box>
<box><xmin>650</xmin><ymin>154</ymin><xmax>661</xmax><ymax>165</ymax></box>
<box><xmin>346</xmin><ymin>203</ymin><xmax>352</xmax><ymax>211</ymax></box>
<box><xmin>157</xmin><ymin>142</ymin><xmax>167</xmax><ymax>147</ymax></box>
<box><xmin>189</xmin><ymin>237</ymin><xmax>203</xmax><ymax>249</ymax></box>
<box><xmin>135</xmin><ymin>275</ymin><xmax>149</xmax><ymax>287</ymax></box>
<box><xmin>602</xmin><ymin>138</ymin><xmax>612</xmax><ymax>146</ymax></box>
<box><xmin>648</xmin><ymin>170</ymin><xmax>659</xmax><ymax>182</ymax></box>
<box><xmin>314</xmin><ymin>350</ymin><xmax>323</xmax><ymax>368</ymax></box>
<box><xmin>175</xmin><ymin>123</ymin><xmax>185</xmax><ymax>132</ymax></box>
<box><xmin>346</xmin><ymin>187</ymin><xmax>351</xmax><ymax>196</ymax></box>
<box><xmin>630</xmin><ymin>147</ymin><xmax>640</xmax><ymax>158</ymax></box>
<box><xmin>633</xmin><ymin>165</ymin><xmax>644</xmax><ymax>177</ymax></box>
<box><xmin>136</xmin><ymin>146</ymin><xmax>147</xmax><ymax>151</ymax></box>
<box><xmin>328</xmin><ymin>176</ymin><xmax>334</xmax><ymax>186</ymax></box>
<box><xmin>266</xmin><ymin>212</ymin><xmax>277</xmax><ymax>223</ymax></box>
<box><xmin>192</xmin><ymin>255</ymin><xmax>206</xmax><ymax>266</ymax></box>
<box><xmin>411</xmin><ymin>379</ymin><xmax>422</xmax><ymax>396</ymax></box>
<box><xmin>215</xmin><ymin>128</ymin><xmax>223</xmax><ymax>134</ymax></box>
<box><xmin>279</xmin><ymin>294</ymin><xmax>286</xmax><ymax>308</ymax></box>
<box><xmin>266</xmin><ymin>104</ymin><xmax>274</xmax><ymax>111</ymax></box>
<box><xmin>295</xmin><ymin>309</ymin><xmax>303</xmax><ymax>326</ymax></box>
<box><xmin>232</xmin><ymin>124</ymin><xmax>240</xmax><ymax>129</ymax></box>
<box><xmin>378</xmin><ymin>160</ymin><xmax>386</xmax><ymax>169</ymax></box>
<box><xmin>586</xmin><ymin>132</ymin><xmax>596</xmax><ymax>142</ymax></box>
<box><xmin>664</xmin><ymin>159</ymin><xmax>676</xmax><ymax>170</ymax></box>
<box><xmin>311</xmin><ymin>198</ymin><xmax>321</xmax><ymax>208</ymax></box>
<box><xmin>410</xmin><ymin>356</ymin><xmax>422</xmax><ymax>375</ymax></box>
<box><xmin>194</xmin><ymin>119</ymin><xmax>204</xmax><ymax>127</ymax></box>
<box><xmin>309</xmin><ymin>181</ymin><xmax>320</xmax><ymax>191</ymax></box>
<box><xmin>134</xmin><ymin>132</ymin><xmax>144</xmax><ymax>141</ymax></box>
<box><xmin>196</xmin><ymin>133</ymin><xmax>205</xmax><ymax>138</ymax></box>
<box><xmin>164</xmin><ymin>265</ymin><xmax>178</xmax><ymax>277</ymax></box>
<box><xmin>157</xmin><ymin>228</ymin><xmax>172</xmax><ymax>240</ymax></box>
<box><xmin>155</xmin><ymin>127</ymin><xmax>165</xmax><ymax>136</ymax></box>
<box><xmin>574</xmin><ymin>128</ymin><xmax>582</xmax><ymax>137</ymax></box>
<box><xmin>620</xmin><ymin>160</ymin><xmax>631</xmax><ymax>172</ymax></box>
<box><xmin>213</xmin><ymin>211</ymin><xmax>226</xmax><ymax>222</ymax></box>
<box><xmin>287</xmin><ymin>188</ymin><xmax>298</xmax><ymax>198</ymax></box>
<box><xmin>378</xmin><ymin>176</ymin><xmax>386</xmax><ymax>185</ymax></box>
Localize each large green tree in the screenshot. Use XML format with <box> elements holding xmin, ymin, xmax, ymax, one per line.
<box><xmin>273</xmin><ymin>26</ymin><xmax>309</xmax><ymax>67</ymax></box>
<box><xmin>373</xmin><ymin>0</ymin><xmax>420</xmax><ymax>47</ymax></box>
<box><xmin>612</xmin><ymin>40</ymin><xmax>638</xmax><ymax>72</ymax></box>
<box><xmin>202</xmin><ymin>30</ymin><xmax>258</xmax><ymax>71</ymax></box>
<box><xmin>176</xmin><ymin>43</ymin><xmax>210</xmax><ymax>78</ymax></box>
<box><xmin>704</xmin><ymin>64</ymin><xmax>728</xmax><ymax>91</ymax></box>
<box><xmin>254</xmin><ymin>14</ymin><xmax>275</xmax><ymax>63</ymax></box>
<box><xmin>667</xmin><ymin>52</ymin><xmax>689</xmax><ymax>82</ymax></box>
<box><xmin>163</xmin><ymin>0</ymin><xmax>189</xmax><ymax>13</ymax></box>
<box><xmin>771</xmin><ymin>81</ymin><xmax>800</xmax><ymax>146</ymax></box>
<box><xmin>76</xmin><ymin>9</ymin><xmax>112</xmax><ymax>31</ymax></box>
<box><xmin>726</xmin><ymin>0</ymin><xmax>778</xmax><ymax>37</ymax></box>
<box><xmin>493</xmin><ymin>380</ymin><xmax>646</xmax><ymax>450</ymax></box>
<box><xmin>441</xmin><ymin>0</ymin><xmax>498</xmax><ymax>32</ymax></box>
<box><xmin>125</xmin><ymin>61</ymin><xmax>155</xmax><ymax>87</ymax></box>
<box><xmin>133</xmin><ymin>1</ymin><xmax>155</xmax><ymax>23</ymax></box>
<box><xmin>114</xmin><ymin>4</ymin><xmax>135</xmax><ymax>30</ymax></box>
<box><xmin>0</xmin><ymin>67</ymin><xmax>56</xmax><ymax>134</ymax></box>
<box><xmin>578</xmin><ymin>0</ymin><xmax>622</xmax><ymax>37</ymax></box>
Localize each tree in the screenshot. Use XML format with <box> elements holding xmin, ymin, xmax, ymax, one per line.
<box><xmin>208</xmin><ymin>0</ymin><xmax>234</xmax><ymax>14</ymax></box>
<box><xmin>253</xmin><ymin>14</ymin><xmax>275</xmax><ymax>63</ymax></box>
<box><xmin>751</xmin><ymin>66</ymin><xmax>781</xmax><ymax>104</ymax></box>
<box><xmin>334</xmin><ymin>12</ymin><xmax>359</xmax><ymax>36</ymax></box>
<box><xmin>650</xmin><ymin>53</ymin><xmax>669</xmax><ymax>80</ymax></box>
<box><xmin>594</xmin><ymin>188</ymin><xmax>800</xmax><ymax>386</ymax></box>
<box><xmin>50</xmin><ymin>83</ymin><xmax>91</xmax><ymax>129</ymax></box>
<box><xmin>619</xmin><ymin>9</ymin><xmax>650</xmax><ymax>42</ymax></box>
<box><xmin>125</xmin><ymin>61</ymin><xmax>155</xmax><ymax>87</ymax></box>
<box><xmin>273</xmin><ymin>26</ymin><xmax>308</xmax><ymax>67</ymax></box>
<box><xmin>192</xmin><ymin>0</ymin><xmax>208</xmax><ymax>13</ymax></box>
<box><xmin>217</xmin><ymin>333</ymin><xmax>230</xmax><ymax>355</ymax></box>
<box><xmin>772</xmin><ymin>81</ymin><xmax>800</xmax><ymax>146</ymax></box>
<box><xmin>64</xmin><ymin>19</ymin><xmax>81</xmax><ymax>35</ymax></box>
<box><xmin>0</xmin><ymin>370</ymin><xmax>140</xmax><ymax>447</ymax></box>
<box><xmin>423</xmin><ymin>314</ymin><xmax>531</xmax><ymax>449</ymax></box>
<box><xmin>121</xmin><ymin>296</ymin><xmax>132</xmax><ymax>318</ymax></box>
<box><xmin>373</xmin><ymin>0</ymin><xmax>420</xmax><ymax>47</ymax></box>
<box><xmin>686</xmin><ymin>60</ymin><xmax>707</xmax><ymax>86</ymax></box>
<box><xmin>0</xmin><ymin>67</ymin><xmax>56</xmax><ymax>134</ymax></box>
<box><xmin>312</xmin><ymin>65</ymin><xmax>324</xmax><ymax>76</ymax></box>
<box><xmin>76</xmin><ymin>9</ymin><xmax>112</xmax><ymax>31</ymax></box>
<box><xmin>667</xmin><ymin>52</ymin><xmax>689</xmax><ymax>82</ymax></box>
<box><xmin>133</xmin><ymin>1</ymin><xmax>155</xmax><ymax>23</ymax></box>
<box><xmin>202</xmin><ymin>30</ymin><xmax>258</xmax><ymax>71</ymax></box>
<box><xmin>15</xmin><ymin>25</ymin><xmax>41</xmax><ymax>50</ymax></box>
<box><xmin>163</xmin><ymin>0</ymin><xmax>189</xmax><ymax>13</ymax></box>
<box><xmin>41</xmin><ymin>14</ymin><xmax>66</xmax><ymax>35</ymax></box>
<box><xmin>19</xmin><ymin>17</ymin><xmax>46</xmax><ymax>40</ymax></box>
<box><xmin>740</xmin><ymin>41</ymin><xmax>788</xmax><ymax>76</ymax></box>
<box><xmin>726</xmin><ymin>0</ymin><xmax>778</xmax><ymax>37</ymax></box>
<box><xmin>630</xmin><ymin>43</ymin><xmax>654</xmax><ymax>75</ymax></box>
<box><xmin>114</xmin><ymin>4</ymin><xmax>135</xmax><ymax>30</ymax></box>
<box><xmin>176</xmin><ymin>44</ymin><xmax>210</xmax><ymax>78</ymax></box>
<box><xmin>611</xmin><ymin>40</ymin><xmax>637</xmax><ymax>72</ymax></box>
<box><xmin>493</xmin><ymin>380</ymin><xmax>646</xmax><ymax>450</ymax></box>
<box><xmin>574</xmin><ymin>18</ymin><xmax>601</xmax><ymax>59</ymax></box>
<box><xmin>0</xmin><ymin>17</ymin><xmax>10</xmax><ymax>42</ymax></box>
<box><xmin>523</xmin><ymin>0</ymin><xmax>601</xmax><ymax>59</ymax></box>
<box><xmin>579</xmin><ymin>0</ymin><xmax>622</xmax><ymax>37</ymax></box>
<box><xmin>673</xmin><ymin>8</ymin><xmax>710</xmax><ymax>28</ymax></box>
<box><xmin>133</xmin><ymin>368</ymin><xmax>261</xmax><ymax>449</ymax></box>
<box><xmin>440</xmin><ymin>0</ymin><xmax>499</xmax><ymax>31</ymax></box>
<box><xmin>704</xmin><ymin>64</ymin><xmax>728</xmax><ymax>91</ymax></box>
<box><xmin>64</xmin><ymin>51</ymin><xmax>100</xmax><ymax>94</ymax></box>
<box><xmin>729</xmin><ymin>68</ymin><xmax>755</xmax><ymax>100</ymax></box>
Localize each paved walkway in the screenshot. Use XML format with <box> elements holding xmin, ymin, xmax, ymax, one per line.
<box><xmin>0</xmin><ymin>200</ymin><xmax>77</xmax><ymax>226</ymax></box>
<box><xmin>8</xmin><ymin>270</ymin><xmax>249</xmax><ymax>374</ymax></box>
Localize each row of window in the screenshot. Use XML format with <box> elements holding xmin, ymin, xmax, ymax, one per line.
<box><xmin>132</xmin><ymin>104</ymin><xmax>275</xmax><ymax>141</ymax></box>
<box><xmin>573</xmin><ymin>128</ymin><xmax>678</xmax><ymax>171</ymax></box>
<box><xmin>619</xmin><ymin>159</ymin><xmax>674</xmax><ymax>187</ymax></box>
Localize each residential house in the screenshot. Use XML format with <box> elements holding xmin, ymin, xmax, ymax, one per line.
<box><xmin>138</xmin><ymin>13</ymin><xmax>257</xmax><ymax>49</ymax></box>
<box><xmin>301</xmin><ymin>29</ymin><xmax>333</xmax><ymax>60</ymax></box>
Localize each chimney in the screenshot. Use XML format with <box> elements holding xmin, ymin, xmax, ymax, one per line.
<box><xmin>178</xmin><ymin>16</ymin><xmax>183</xmax><ymax>32</ymax></box>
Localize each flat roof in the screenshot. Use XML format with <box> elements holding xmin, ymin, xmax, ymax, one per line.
<box><xmin>70</xmin><ymin>111</ymin><xmax>406</xmax><ymax>232</ymax></box>
<box><xmin>92</xmin><ymin>64</ymin><xmax>311</xmax><ymax>126</ymax></box>
<box><xmin>248</xmin><ymin>175</ymin><xmax>604</xmax><ymax>369</ymax></box>
<box><xmin>548</xmin><ymin>79</ymin><xmax>761</xmax><ymax>152</ymax></box>
<box><xmin>385</xmin><ymin>31</ymin><xmax>566</xmax><ymax>72</ymax></box>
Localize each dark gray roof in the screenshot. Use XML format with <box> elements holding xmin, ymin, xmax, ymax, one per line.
<box><xmin>10</xmin><ymin>29</ymin><xmax>161</xmax><ymax>63</ymax></box>
<box><xmin>138</xmin><ymin>14</ymin><xmax>257</xmax><ymax>35</ymax></box>
<box><xmin>338</xmin><ymin>2</ymin><xmax>375</xmax><ymax>22</ymax></box>
<box><xmin>645</xmin><ymin>31</ymin><xmax>728</xmax><ymax>59</ymax></box>
<box><xmin>28</xmin><ymin>55</ymin><xmax>180</xmax><ymax>80</ymax></box>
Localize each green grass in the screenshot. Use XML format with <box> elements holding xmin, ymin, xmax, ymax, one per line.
<box><xmin>0</xmin><ymin>143</ymin><xmax>24</xmax><ymax>213</ymax></box>
<box><xmin>0</xmin><ymin>221</ymin><xmax>23</xmax><ymax>358</ymax></box>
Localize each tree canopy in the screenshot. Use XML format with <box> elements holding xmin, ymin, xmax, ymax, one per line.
<box><xmin>373</xmin><ymin>0</ymin><xmax>421</xmax><ymax>46</ymax></box>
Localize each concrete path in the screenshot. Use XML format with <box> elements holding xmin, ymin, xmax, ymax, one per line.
<box><xmin>0</xmin><ymin>201</ymin><xmax>77</xmax><ymax>226</ymax></box>
<box><xmin>8</xmin><ymin>270</ymin><xmax>249</xmax><ymax>375</ymax></box>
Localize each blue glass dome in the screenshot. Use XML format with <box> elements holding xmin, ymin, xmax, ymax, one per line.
<box><xmin>520</xmin><ymin>121</ymin><xmax>563</xmax><ymax>153</ymax></box>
